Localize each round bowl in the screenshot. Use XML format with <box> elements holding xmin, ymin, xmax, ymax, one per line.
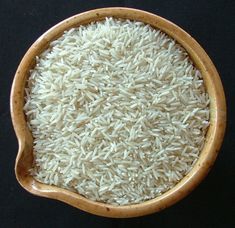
<box><xmin>10</xmin><ymin>7</ymin><xmax>226</xmax><ymax>218</ymax></box>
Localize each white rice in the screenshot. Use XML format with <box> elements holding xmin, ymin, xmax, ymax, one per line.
<box><xmin>24</xmin><ymin>18</ymin><xmax>210</xmax><ymax>205</ymax></box>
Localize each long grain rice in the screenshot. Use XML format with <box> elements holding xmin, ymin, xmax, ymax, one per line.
<box><xmin>24</xmin><ymin>18</ymin><xmax>210</xmax><ymax>205</ymax></box>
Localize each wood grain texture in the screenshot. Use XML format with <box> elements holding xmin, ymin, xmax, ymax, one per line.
<box><xmin>10</xmin><ymin>7</ymin><xmax>226</xmax><ymax>218</ymax></box>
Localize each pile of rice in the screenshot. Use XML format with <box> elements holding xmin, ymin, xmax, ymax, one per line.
<box><xmin>24</xmin><ymin>18</ymin><xmax>210</xmax><ymax>205</ymax></box>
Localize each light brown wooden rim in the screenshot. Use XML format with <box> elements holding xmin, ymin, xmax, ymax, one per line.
<box><xmin>10</xmin><ymin>7</ymin><xmax>226</xmax><ymax>218</ymax></box>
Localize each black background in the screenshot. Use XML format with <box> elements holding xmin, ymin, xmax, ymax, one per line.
<box><xmin>1</xmin><ymin>0</ymin><xmax>234</xmax><ymax>227</ymax></box>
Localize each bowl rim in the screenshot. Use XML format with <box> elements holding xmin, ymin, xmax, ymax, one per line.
<box><xmin>10</xmin><ymin>7</ymin><xmax>226</xmax><ymax>218</ymax></box>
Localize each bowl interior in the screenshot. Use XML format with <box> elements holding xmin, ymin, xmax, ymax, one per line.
<box><xmin>11</xmin><ymin>7</ymin><xmax>226</xmax><ymax>218</ymax></box>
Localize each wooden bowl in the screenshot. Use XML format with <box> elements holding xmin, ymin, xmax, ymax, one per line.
<box><xmin>10</xmin><ymin>7</ymin><xmax>226</xmax><ymax>218</ymax></box>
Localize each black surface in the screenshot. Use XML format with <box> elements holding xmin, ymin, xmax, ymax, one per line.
<box><xmin>1</xmin><ymin>0</ymin><xmax>234</xmax><ymax>227</ymax></box>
